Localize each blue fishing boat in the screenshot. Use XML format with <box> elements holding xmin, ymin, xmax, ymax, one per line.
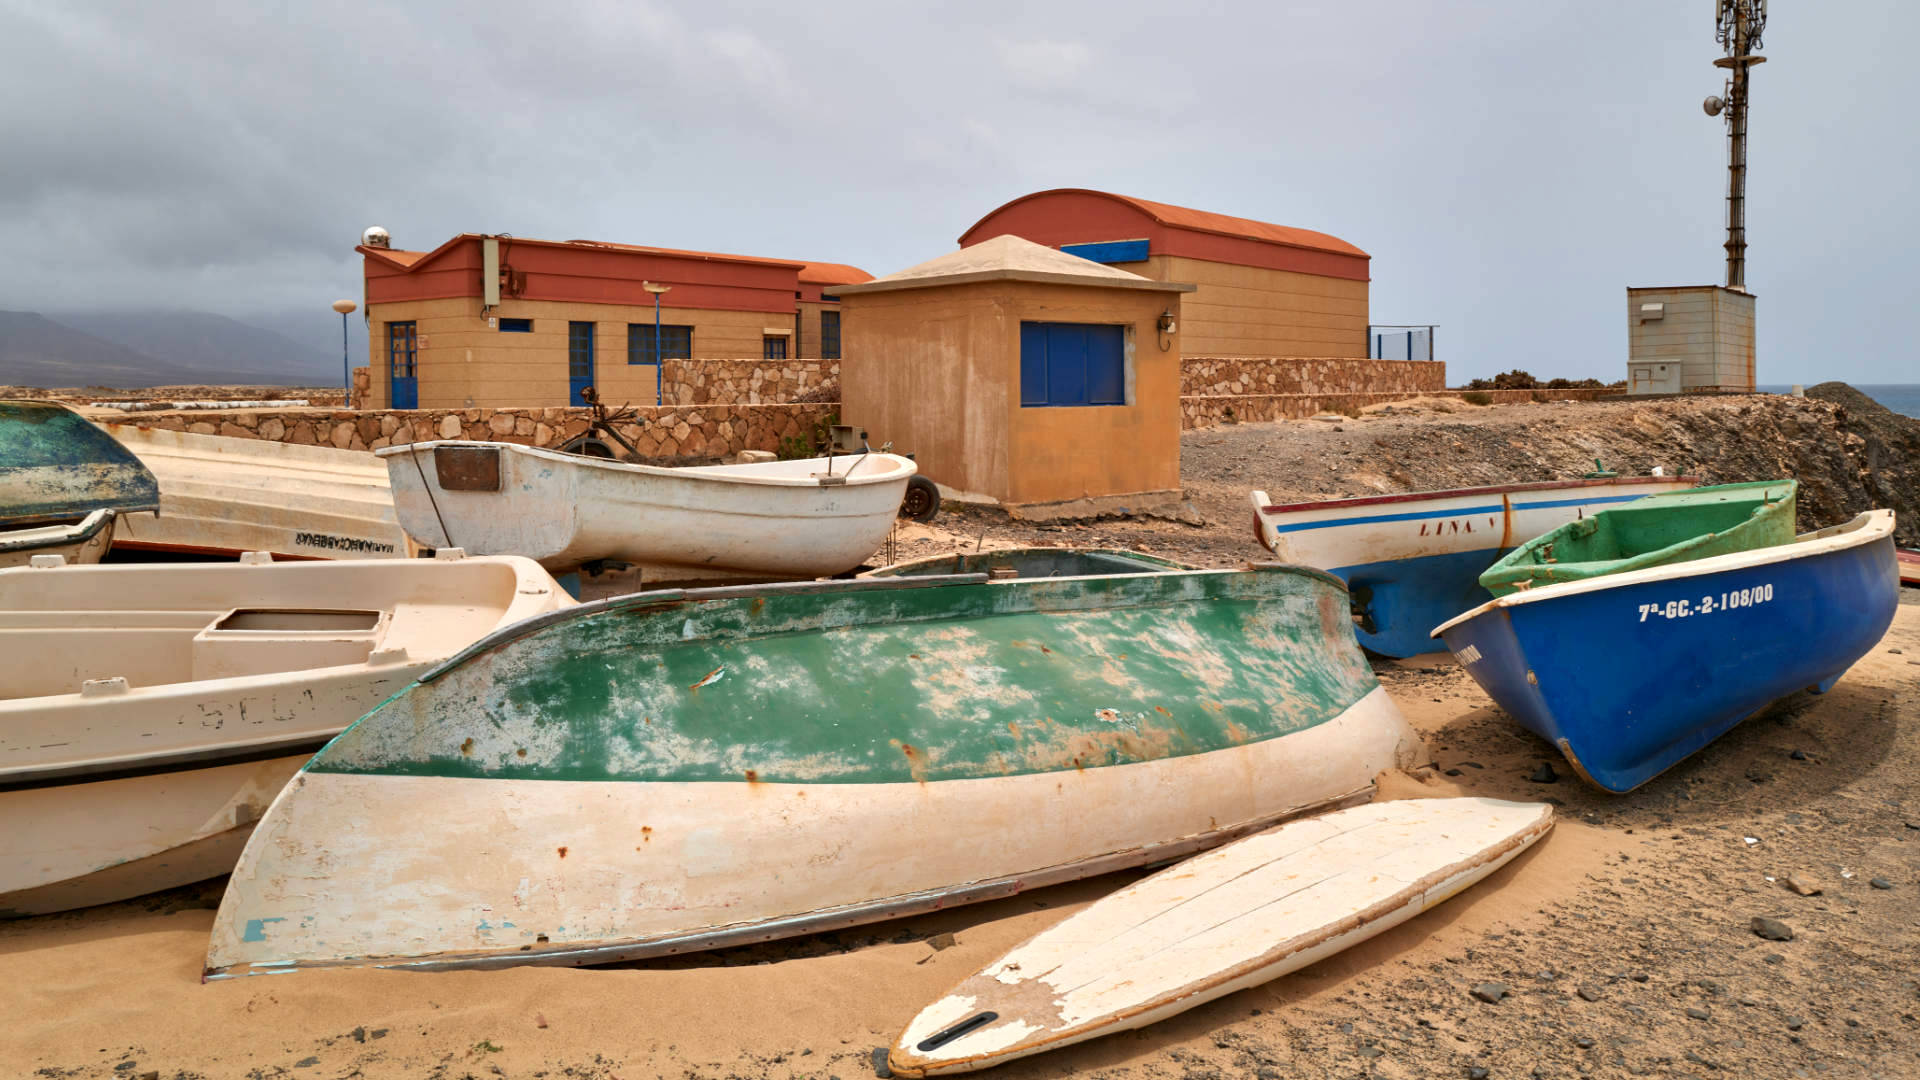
<box><xmin>1249</xmin><ymin>475</ymin><xmax>1698</xmax><ymax>658</ymax></box>
<box><xmin>1432</xmin><ymin>510</ymin><xmax>1899</xmax><ymax>793</ymax></box>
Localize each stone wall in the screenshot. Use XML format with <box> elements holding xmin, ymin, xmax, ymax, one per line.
<box><xmin>1182</xmin><ymin>387</ymin><xmax>1622</xmax><ymax>428</ymax></box>
<box><xmin>347</xmin><ymin>359</ymin><xmax>833</xmax><ymax>410</ymax></box>
<box><xmin>125</xmin><ymin>403</ymin><xmax>837</xmax><ymax>460</ymax></box>
<box><xmin>1180</xmin><ymin>357</ymin><xmax>1446</xmax><ymax>397</ymax></box>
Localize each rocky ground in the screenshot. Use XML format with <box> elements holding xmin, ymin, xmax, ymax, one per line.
<box><xmin>5</xmin><ymin>391</ymin><xmax>1915</xmax><ymax>1080</ymax></box>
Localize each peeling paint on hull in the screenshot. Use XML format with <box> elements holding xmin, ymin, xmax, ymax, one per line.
<box><xmin>207</xmin><ymin>567</ymin><xmax>1424</xmax><ymax>975</ymax></box>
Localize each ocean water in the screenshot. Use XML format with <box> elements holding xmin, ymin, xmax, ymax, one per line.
<box><xmin>1756</xmin><ymin>384</ymin><xmax>1920</xmax><ymax>419</ymax></box>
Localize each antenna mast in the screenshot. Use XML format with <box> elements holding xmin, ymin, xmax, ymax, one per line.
<box><xmin>1704</xmin><ymin>1</ymin><xmax>1767</xmax><ymax>290</ymax></box>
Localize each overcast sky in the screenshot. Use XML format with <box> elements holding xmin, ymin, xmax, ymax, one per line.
<box><xmin>2</xmin><ymin>0</ymin><xmax>1913</xmax><ymax>383</ymax></box>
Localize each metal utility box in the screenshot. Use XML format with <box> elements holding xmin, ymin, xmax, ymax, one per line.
<box><xmin>1626</xmin><ymin>285</ymin><xmax>1755</xmax><ymax>393</ymax></box>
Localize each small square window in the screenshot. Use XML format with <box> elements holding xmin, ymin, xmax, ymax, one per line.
<box><xmin>498</xmin><ymin>317</ymin><xmax>532</xmax><ymax>332</ymax></box>
<box><xmin>763</xmin><ymin>335</ymin><xmax>789</xmax><ymax>360</ymax></box>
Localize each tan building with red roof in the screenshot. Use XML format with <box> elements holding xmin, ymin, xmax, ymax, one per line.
<box><xmin>356</xmin><ymin>231</ymin><xmax>869</xmax><ymax>410</ymax></box>
<box><xmin>959</xmin><ymin>189</ymin><xmax>1370</xmax><ymax>358</ymax></box>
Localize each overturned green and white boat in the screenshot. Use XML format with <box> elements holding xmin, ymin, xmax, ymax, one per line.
<box><xmin>207</xmin><ymin>566</ymin><xmax>1421</xmax><ymax>977</ymax></box>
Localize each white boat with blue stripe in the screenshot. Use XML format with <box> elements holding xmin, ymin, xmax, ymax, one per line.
<box><xmin>1249</xmin><ymin>475</ymin><xmax>1698</xmax><ymax>657</ymax></box>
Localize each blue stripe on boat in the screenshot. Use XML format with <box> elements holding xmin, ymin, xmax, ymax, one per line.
<box><xmin>1266</xmin><ymin>493</ymin><xmax>1650</xmax><ymax>534</ymax></box>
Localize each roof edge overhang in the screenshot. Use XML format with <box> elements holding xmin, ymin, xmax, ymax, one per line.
<box><xmin>827</xmin><ymin>269</ymin><xmax>1198</xmax><ymax>297</ymax></box>
<box><xmin>959</xmin><ymin>188</ymin><xmax>1370</xmax><ymax>261</ymax></box>
<box><xmin>358</xmin><ymin>234</ymin><xmax>811</xmax><ymax>275</ymax></box>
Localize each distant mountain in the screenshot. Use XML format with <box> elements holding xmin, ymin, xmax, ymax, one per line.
<box><xmin>0</xmin><ymin>310</ymin><xmax>325</xmax><ymax>387</ymax></box>
<box><xmin>55</xmin><ymin>310</ymin><xmax>335</xmax><ymax>381</ymax></box>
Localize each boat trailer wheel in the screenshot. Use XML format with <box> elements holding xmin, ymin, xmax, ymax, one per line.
<box><xmin>560</xmin><ymin>435</ymin><xmax>617</xmax><ymax>459</ymax></box>
<box><xmin>899</xmin><ymin>476</ymin><xmax>941</xmax><ymax>522</ymax></box>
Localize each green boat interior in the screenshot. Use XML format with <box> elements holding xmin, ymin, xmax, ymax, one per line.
<box><xmin>1479</xmin><ymin>480</ymin><xmax>1798</xmax><ymax>595</ymax></box>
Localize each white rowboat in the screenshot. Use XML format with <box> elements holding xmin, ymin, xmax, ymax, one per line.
<box><xmin>378</xmin><ymin>440</ymin><xmax>916</xmax><ymax>580</ymax></box>
<box><xmin>0</xmin><ymin>553</ymin><xmax>570</xmax><ymax>916</ymax></box>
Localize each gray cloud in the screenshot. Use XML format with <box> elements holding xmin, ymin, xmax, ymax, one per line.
<box><xmin>0</xmin><ymin>0</ymin><xmax>1913</xmax><ymax>382</ymax></box>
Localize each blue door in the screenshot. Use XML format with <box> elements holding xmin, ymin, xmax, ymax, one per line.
<box><xmin>569</xmin><ymin>322</ymin><xmax>595</xmax><ymax>405</ymax></box>
<box><xmin>387</xmin><ymin>322</ymin><xmax>418</xmax><ymax>409</ymax></box>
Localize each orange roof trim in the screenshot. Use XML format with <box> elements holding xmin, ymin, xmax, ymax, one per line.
<box><xmin>797</xmin><ymin>262</ymin><xmax>873</xmax><ymax>286</ymax></box>
<box><xmin>962</xmin><ymin>188</ymin><xmax>1368</xmax><ymax>259</ymax></box>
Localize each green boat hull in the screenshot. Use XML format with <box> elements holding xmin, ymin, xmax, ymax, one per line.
<box><xmin>1479</xmin><ymin>480</ymin><xmax>1797</xmax><ymax>596</ymax></box>
<box><xmin>207</xmin><ymin>568</ymin><xmax>1422</xmax><ymax>976</ymax></box>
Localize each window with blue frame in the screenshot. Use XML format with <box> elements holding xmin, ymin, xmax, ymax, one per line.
<box><xmin>498</xmin><ymin>317</ymin><xmax>532</xmax><ymax>332</ymax></box>
<box><xmin>568</xmin><ymin>322</ymin><xmax>595</xmax><ymax>406</ymax></box>
<box><xmin>1019</xmin><ymin>322</ymin><xmax>1127</xmax><ymax>407</ymax></box>
<box><xmin>763</xmin><ymin>335</ymin><xmax>788</xmax><ymax>360</ymax></box>
<box><xmin>819</xmin><ymin>310</ymin><xmax>841</xmax><ymax>360</ymax></box>
<box><xmin>627</xmin><ymin>323</ymin><xmax>692</xmax><ymax>365</ymax></box>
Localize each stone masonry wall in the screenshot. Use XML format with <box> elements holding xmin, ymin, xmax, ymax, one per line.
<box><xmin>126</xmin><ymin>403</ymin><xmax>837</xmax><ymax>460</ymax></box>
<box><xmin>348</xmin><ymin>359</ymin><xmax>835</xmax><ymax>411</ymax></box>
<box><xmin>1180</xmin><ymin>357</ymin><xmax>1446</xmax><ymax>397</ymax></box>
<box><xmin>1181</xmin><ymin>387</ymin><xmax>1621</xmax><ymax>428</ymax></box>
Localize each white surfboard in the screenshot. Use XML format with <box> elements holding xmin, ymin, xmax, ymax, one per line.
<box><xmin>887</xmin><ymin>797</ymin><xmax>1553</xmax><ymax>1077</ymax></box>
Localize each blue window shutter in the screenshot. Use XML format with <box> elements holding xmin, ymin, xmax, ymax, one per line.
<box><xmin>1060</xmin><ymin>240</ymin><xmax>1150</xmax><ymax>264</ymax></box>
<box><xmin>1045</xmin><ymin>324</ymin><xmax>1088</xmax><ymax>405</ymax></box>
<box><xmin>1086</xmin><ymin>324</ymin><xmax>1126</xmax><ymax>404</ymax></box>
<box><xmin>1019</xmin><ymin>322</ymin><xmax>1049</xmax><ymax>406</ymax></box>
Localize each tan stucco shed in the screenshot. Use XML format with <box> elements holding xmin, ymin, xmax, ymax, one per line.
<box><xmin>829</xmin><ymin>235</ymin><xmax>1194</xmax><ymax>519</ymax></box>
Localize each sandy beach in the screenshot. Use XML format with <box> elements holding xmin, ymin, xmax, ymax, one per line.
<box><xmin>7</xmin><ymin>402</ymin><xmax>1917</xmax><ymax>1080</ymax></box>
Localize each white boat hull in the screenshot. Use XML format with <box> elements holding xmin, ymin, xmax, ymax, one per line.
<box><xmin>102</xmin><ymin>423</ymin><xmax>414</xmax><ymax>559</ymax></box>
<box><xmin>0</xmin><ymin>508</ymin><xmax>116</xmax><ymax>568</ymax></box>
<box><xmin>0</xmin><ymin>555</ymin><xmax>570</xmax><ymax>915</ymax></box>
<box><xmin>379</xmin><ymin>441</ymin><xmax>915</xmax><ymax>579</ymax></box>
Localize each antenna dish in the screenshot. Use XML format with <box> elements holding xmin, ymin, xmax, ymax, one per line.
<box><xmin>1703</xmin><ymin>95</ymin><xmax>1726</xmax><ymax>116</ymax></box>
<box><xmin>362</xmin><ymin>226</ymin><xmax>391</xmax><ymax>249</ymax></box>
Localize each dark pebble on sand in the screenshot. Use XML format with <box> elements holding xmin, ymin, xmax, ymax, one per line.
<box><xmin>1870</xmin><ymin>877</ymin><xmax>1893</xmax><ymax>890</ymax></box>
<box><xmin>1575</xmin><ymin>1037</ymin><xmax>1595</xmax><ymax>1049</ymax></box>
<box><xmin>1764</xmin><ymin>953</ymin><xmax>1785</xmax><ymax>964</ymax></box>
<box><xmin>1790</xmin><ymin>749</ymin><xmax>1808</xmax><ymax>761</ymax></box>
<box><xmin>371</xmin><ymin>1029</ymin><xmax>389</xmax><ymax>1040</ymax></box>
<box><xmin>1786</xmin><ymin>1016</ymin><xmax>1805</xmax><ymax>1031</ymax></box>
<box><xmin>1686</xmin><ymin>1007</ymin><xmax>1711</xmax><ymax>1021</ymax></box>
<box><xmin>1752</xmin><ymin>917</ymin><xmax>1795</xmax><ymax>941</ymax></box>
<box><xmin>1527</xmin><ymin>762</ymin><xmax>1559</xmax><ymax>783</ymax></box>
<box><xmin>871</xmin><ymin>1047</ymin><xmax>894</xmax><ymax>1078</ymax></box>
<box><xmin>1446</xmin><ymin>769</ymin><xmax>1463</xmax><ymax>776</ymax></box>
<box><xmin>1472</xmin><ymin>983</ymin><xmax>1508</xmax><ymax>1003</ymax></box>
<box><xmin>1459</xmin><ymin>761</ymin><xmax>1484</xmax><ymax>769</ymax></box>
<box><xmin>1631</xmin><ymin>973</ymin><xmax>1649</xmax><ymax>982</ymax></box>
<box><xmin>1578</xmin><ymin>986</ymin><xmax>1603</xmax><ymax>1002</ymax></box>
<box><xmin>1466</xmin><ymin>1068</ymin><xmax>1490</xmax><ymax>1080</ymax></box>
<box><xmin>295</xmin><ymin>1059</ymin><xmax>320</xmax><ymax>1069</ymax></box>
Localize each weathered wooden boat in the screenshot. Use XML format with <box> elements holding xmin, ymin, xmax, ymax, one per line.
<box><xmin>1898</xmin><ymin>548</ymin><xmax>1919</xmax><ymax>587</ymax></box>
<box><xmin>0</xmin><ymin>401</ymin><xmax>158</xmax><ymax>567</ymax></box>
<box><xmin>1433</xmin><ymin>510</ymin><xmax>1899</xmax><ymax>793</ymax></box>
<box><xmin>0</xmin><ymin>553</ymin><xmax>570</xmax><ymax>916</ymax></box>
<box><xmin>1479</xmin><ymin>480</ymin><xmax>1797</xmax><ymax>596</ymax></box>
<box><xmin>862</xmin><ymin>547</ymin><xmax>1194</xmax><ymax>579</ymax></box>
<box><xmin>378</xmin><ymin>440</ymin><xmax>917</xmax><ymax>580</ymax></box>
<box><xmin>205</xmin><ymin>565</ymin><xmax>1423</xmax><ymax>977</ymax></box>
<box><xmin>101</xmin><ymin>422</ymin><xmax>414</xmax><ymax>560</ymax></box>
<box><xmin>1248</xmin><ymin>475</ymin><xmax>1699</xmax><ymax>658</ymax></box>
<box><xmin>888</xmin><ymin>798</ymin><xmax>1553</xmax><ymax>1076</ymax></box>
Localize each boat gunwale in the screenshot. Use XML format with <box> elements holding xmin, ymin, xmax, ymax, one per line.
<box><xmin>860</xmin><ymin>546</ymin><xmax>1197</xmax><ymax>579</ymax></box>
<box><xmin>202</xmin><ymin>783</ymin><xmax>1379</xmax><ymax>979</ymax></box>
<box><xmin>0</xmin><ymin>507</ymin><xmax>116</xmax><ymax>551</ymax></box>
<box><xmin>377</xmin><ymin>439</ymin><xmax>918</xmax><ymax>490</ymax></box>
<box><xmin>0</xmin><ymin>729</ymin><xmax>334</xmax><ymax>792</ymax></box>
<box><xmin>1431</xmin><ymin>509</ymin><xmax>1895</xmax><ymax>637</ymax></box>
<box><xmin>1253</xmin><ymin>474</ymin><xmax>1702</xmax><ymax>517</ymax></box>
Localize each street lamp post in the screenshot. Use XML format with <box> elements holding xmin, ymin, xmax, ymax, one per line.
<box><xmin>331</xmin><ymin>299</ymin><xmax>358</xmax><ymax>404</ymax></box>
<box><xmin>642</xmin><ymin>281</ymin><xmax>672</xmax><ymax>406</ymax></box>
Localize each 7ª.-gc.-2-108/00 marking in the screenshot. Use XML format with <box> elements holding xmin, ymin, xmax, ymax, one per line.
<box><xmin>1638</xmin><ymin>583</ymin><xmax>1774</xmax><ymax>622</ymax></box>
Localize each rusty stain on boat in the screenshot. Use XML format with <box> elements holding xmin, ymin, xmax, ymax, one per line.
<box><xmin>688</xmin><ymin>667</ymin><xmax>726</xmax><ymax>690</ymax></box>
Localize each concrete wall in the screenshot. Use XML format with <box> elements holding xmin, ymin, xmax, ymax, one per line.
<box><xmin>364</xmin><ymin>297</ymin><xmax>820</xmax><ymax>409</ymax></box>
<box><xmin>841</xmin><ymin>280</ymin><xmax>1180</xmax><ymax>510</ymax></box>
<box><xmin>1627</xmin><ymin>286</ymin><xmax>1756</xmax><ymax>393</ymax></box>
